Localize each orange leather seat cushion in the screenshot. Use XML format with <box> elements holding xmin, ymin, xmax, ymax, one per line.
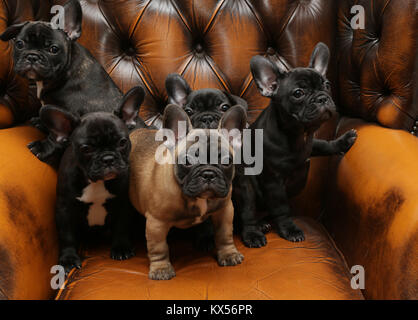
<box><xmin>56</xmin><ymin>218</ymin><xmax>363</xmax><ymax>300</ymax></box>
<box><xmin>0</xmin><ymin>104</ymin><xmax>13</xmax><ymax>129</ymax></box>
<box><xmin>0</xmin><ymin>126</ymin><xmax>58</xmax><ymax>299</ymax></box>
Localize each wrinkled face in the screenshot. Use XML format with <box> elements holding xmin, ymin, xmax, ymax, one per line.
<box><xmin>71</xmin><ymin>113</ymin><xmax>131</xmax><ymax>182</ymax></box>
<box><xmin>174</xmin><ymin>130</ymin><xmax>234</xmax><ymax>199</ymax></box>
<box><xmin>12</xmin><ymin>22</ymin><xmax>70</xmax><ymax>81</ymax></box>
<box><xmin>275</xmin><ymin>68</ymin><xmax>336</xmax><ymax>128</ymax></box>
<box><xmin>184</xmin><ymin>89</ymin><xmax>235</xmax><ymax>129</ymax></box>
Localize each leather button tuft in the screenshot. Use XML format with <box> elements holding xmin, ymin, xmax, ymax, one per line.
<box><xmin>125</xmin><ymin>46</ymin><xmax>136</xmax><ymax>56</ymax></box>
<box><xmin>267</xmin><ymin>47</ymin><xmax>275</xmax><ymax>55</ymax></box>
<box><xmin>195</xmin><ymin>44</ymin><xmax>204</xmax><ymax>53</ymax></box>
<box><xmin>121</xmin><ymin>41</ymin><xmax>136</xmax><ymax>56</ymax></box>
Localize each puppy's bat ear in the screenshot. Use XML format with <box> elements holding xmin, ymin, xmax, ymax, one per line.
<box><xmin>40</xmin><ymin>106</ymin><xmax>80</xmax><ymax>142</ymax></box>
<box><xmin>218</xmin><ymin>105</ymin><xmax>247</xmax><ymax>150</ymax></box>
<box><xmin>117</xmin><ymin>86</ymin><xmax>146</xmax><ymax>130</ymax></box>
<box><xmin>63</xmin><ymin>0</ymin><xmax>82</xmax><ymax>41</ymax></box>
<box><xmin>223</xmin><ymin>92</ymin><xmax>248</xmax><ymax>111</ymax></box>
<box><xmin>250</xmin><ymin>55</ymin><xmax>285</xmax><ymax>97</ymax></box>
<box><xmin>163</xmin><ymin>104</ymin><xmax>192</xmax><ymax>145</ymax></box>
<box><xmin>165</xmin><ymin>73</ymin><xmax>191</xmax><ymax>107</ymax></box>
<box><xmin>308</xmin><ymin>42</ymin><xmax>330</xmax><ymax>77</ymax></box>
<box><xmin>0</xmin><ymin>22</ymin><xmax>28</xmax><ymax>41</ymax></box>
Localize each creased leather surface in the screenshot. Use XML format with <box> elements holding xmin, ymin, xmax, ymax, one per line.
<box><xmin>0</xmin><ymin>126</ymin><xmax>58</xmax><ymax>300</ymax></box>
<box><xmin>56</xmin><ymin>218</ymin><xmax>363</xmax><ymax>300</ymax></box>
<box><xmin>325</xmin><ymin>118</ymin><xmax>418</xmax><ymax>300</ymax></box>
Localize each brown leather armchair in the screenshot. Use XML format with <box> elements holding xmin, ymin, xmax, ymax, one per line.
<box><xmin>0</xmin><ymin>0</ymin><xmax>416</xmax><ymax>300</ymax></box>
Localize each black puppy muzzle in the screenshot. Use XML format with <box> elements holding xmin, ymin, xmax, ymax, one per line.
<box><xmin>191</xmin><ymin>112</ymin><xmax>222</xmax><ymax>129</ymax></box>
<box><xmin>14</xmin><ymin>52</ymin><xmax>51</xmax><ymax>80</ymax></box>
<box><xmin>182</xmin><ymin>166</ymin><xmax>229</xmax><ymax>198</ymax></box>
<box><xmin>295</xmin><ymin>93</ymin><xmax>335</xmax><ymax>124</ymax></box>
<box><xmin>85</xmin><ymin>152</ymin><xmax>129</xmax><ymax>182</ymax></box>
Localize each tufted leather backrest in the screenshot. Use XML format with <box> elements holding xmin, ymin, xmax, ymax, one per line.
<box><xmin>337</xmin><ymin>0</ymin><xmax>418</xmax><ymax>133</ymax></box>
<box><xmin>1</xmin><ymin>0</ymin><xmax>417</xmax><ymax>132</ymax></box>
<box><xmin>46</xmin><ymin>0</ymin><xmax>338</xmax><ymax>127</ymax></box>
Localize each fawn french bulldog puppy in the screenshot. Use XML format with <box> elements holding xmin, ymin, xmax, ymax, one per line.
<box><xmin>0</xmin><ymin>0</ymin><xmax>145</xmax><ymax>166</ymax></box>
<box><xmin>129</xmin><ymin>104</ymin><xmax>246</xmax><ymax>280</ymax></box>
<box><xmin>235</xmin><ymin>43</ymin><xmax>357</xmax><ymax>248</ymax></box>
<box><xmin>40</xmin><ymin>87</ymin><xmax>145</xmax><ymax>274</ymax></box>
<box><xmin>165</xmin><ymin>73</ymin><xmax>249</xmax><ymax>251</ymax></box>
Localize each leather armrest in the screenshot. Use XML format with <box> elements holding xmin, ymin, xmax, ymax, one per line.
<box><xmin>324</xmin><ymin>118</ymin><xmax>418</xmax><ymax>300</ymax></box>
<box><xmin>0</xmin><ymin>126</ymin><xmax>58</xmax><ymax>299</ymax></box>
<box><xmin>0</xmin><ymin>103</ymin><xmax>14</xmax><ymax>129</ymax></box>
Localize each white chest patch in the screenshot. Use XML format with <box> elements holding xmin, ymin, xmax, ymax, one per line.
<box><xmin>36</xmin><ymin>81</ymin><xmax>44</xmax><ymax>105</ymax></box>
<box><xmin>76</xmin><ymin>181</ymin><xmax>115</xmax><ymax>227</ymax></box>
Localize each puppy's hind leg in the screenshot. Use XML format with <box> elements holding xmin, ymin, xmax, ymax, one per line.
<box><xmin>234</xmin><ymin>174</ymin><xmax>266</xmax><ymax>248</ymax></box>
<box><xmin>145</xmin><ymin>215</ymin><xmax>175</xmax><ymax>280</ymax></box>
<box><xmin>265</xmin><ymin>178</ymin><xmax>305</xmax><ymax>242</ymax></box>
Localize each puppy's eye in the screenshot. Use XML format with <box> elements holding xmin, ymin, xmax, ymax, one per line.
<box><xmin>324</xmin><ymin>81</ymin><xmax>331</xmax><ymax>91</ymax></box>
<box><xmin>80</xmin><ymin>145</ymin><xmax>94</xmax><ymax>154</ymax></box>
<box><xmin>15</xmin><ymin>40</ymin><xmax>25</xmax><ymax>50</ymax></box>
<box><xmin>184</xmin><ymin>154</ymin><xmax>196</xmax><ymax>167</ymax></box>
<box><xmin>185</xmin><ymin>108</ymin><xmax>193</xmax><ymax>116</ymax></box>
<box><xmin>293</xmin><ymin>89</ymin><xmax>305</xmax><ymax>99</ymax></box>
<box><xmin>49</xmin><ymin>45</ymin><xmax>60</xmax><ymax>54</ymax></box>
<box><xmin>118</xmin><ymin>138</ymin><xmax>128</xmax><ymax>148</ymax></box>
<box><xmin>220</xmin><ymin>104</ymin><xmax>230</xmax><ymax>112</ymax></box>
<box><xmin>220</xmin><ymin>155</ymin><xmax>232</xmax><ymax>167</ymax></box>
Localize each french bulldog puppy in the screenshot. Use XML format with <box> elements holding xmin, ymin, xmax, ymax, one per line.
<box><xmin>235</xmin><ymin>43</ymin><xmax>357</xmax><ymax>248</ymax></box>
<box><xmin>165</xmin><ymin>73</ymin><xmax>248</xmax><ymax>129</ymax></box>
<box><xmin>165</xmin><ymin>73</ymin><xmax>249</xmax><ymax>250</ymax></box>
<box><xmin>0</xmin><ymin>0</ymin><xmax>145</xmax><ymax>166</ymax></box>
<box><xmin>129</xmin><ymin>104</ymin><xmax>246</xmax><ymax>280</ymax></box>
<box><xmin>40</xmin><ymin>87</ymin><xmax>145</xmax><ymax>273</ymax></box>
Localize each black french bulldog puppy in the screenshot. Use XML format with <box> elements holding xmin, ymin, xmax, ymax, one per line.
<box><xmin>165</xmin><ymin>73</ymin><xmax>248</xmax><ymax>250</ymax></box>
<box><xmin>0</xmin><ymin>0</ymin><xmax>145</xmax><ymax>166</ymax></box>
<box><xmin>40</xmin><ymin>87</ymin><xmax>145</xmax><ymax>274</ymax></box>
<box><xmin>165</xmin><ymin>73</ymin><xmax>248</xmax><ymax>129</ymax></box>
<box><xmin>235</xmin><ymin>42</ymin><xmax>357</xmax><ymax>247</ymax></box>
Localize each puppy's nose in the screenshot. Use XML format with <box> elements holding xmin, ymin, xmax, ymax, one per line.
<box><xmin>102</xmin><ymin>155</ymin><xmax>115</xmax><ymax>165</ymax></box>
<box><xmin>202</xmin><ymin>170</ymin><xmax>216</xmax><ymax>181</ymax></box>
<box><xmin>201</xmin><ymin>114</ymin><xmax>215</xmax><ymax>126</ymax></box>
<box><xmin>315</xmin><ymin>95</ymin><xmax>329</xmax><ymax>104</ymax></box>
<box><xmin>26</xmin><ymin>54</ymin><xmax>40</xmax><ymax>64</ymax></box>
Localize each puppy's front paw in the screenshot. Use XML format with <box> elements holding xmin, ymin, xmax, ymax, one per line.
<box><xmin>59</xmin><ymin>253</ymin><xmax>82</xmax><ymax>275</ymax></box>
<box><xmin>28</xmin><ymin>140</ymin><xmax>55</xmax><ymax>163</ymax></box>
<box><xmin>217</xmin><ymin>251</ymin><xmax>244</xmax><ymax>266</ymax></box>
<box><xmin>149</xmin><ymin>263</ymin><xmax>176</xmax><ymax>280</ymax></box>
<box><xmin>111</xmin><ymin>244</ymin><xmax>135</xmax><ymax>261</ymax></box>
<box><xmin>29</xmin><ymin>117</ymin><xmax>48</xmax><ymax>133</ymax></box>
<box><xmin>276</xmin><ymin>219</ymin><xmax>305</xmax><ymax>242</ymax></box>
<box><xmin>337</xmin><ymin>129</ymin><xmax>357</xmax><ymax>154</ymax></box>
<box><xmin>242</xmin><ymin>229</ymin><xmax>267</xmax><ymax>248</ymax></box>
